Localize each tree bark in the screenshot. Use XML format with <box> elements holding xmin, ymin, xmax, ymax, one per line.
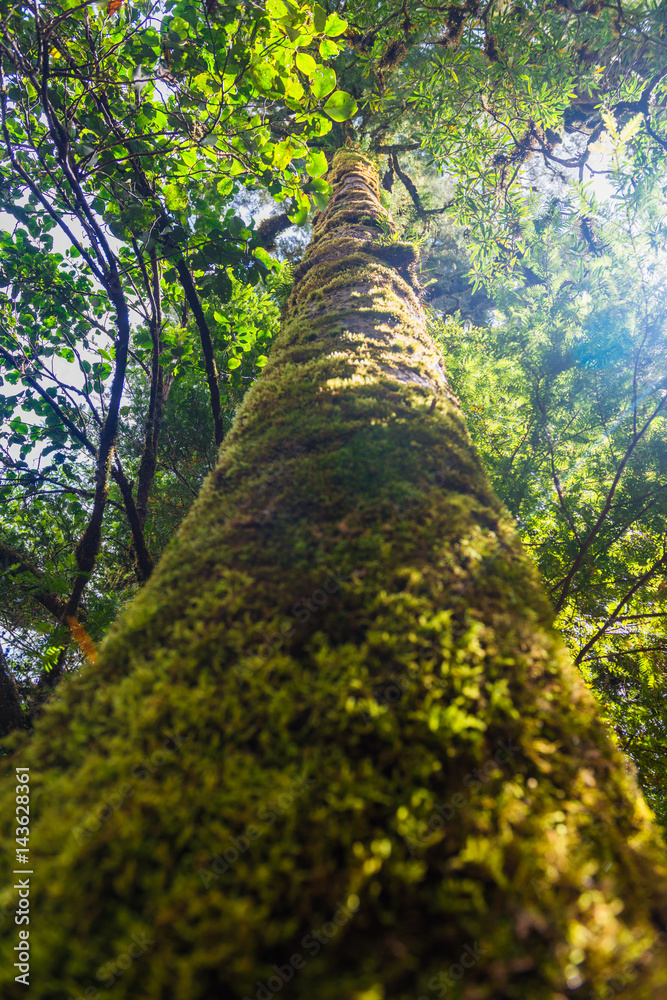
<box><xmin>175</xmin><ymin>258</ymin><xmax>226</xmax><ymax>448</ymax></box>
<box><xmin>1</xmin><ymin>151</ymin><xmax>667</xmax><ymax>999</ymax></box>
<box><xmin>0</xmin><ymin>647</ymin><xmax>23</xmax><ymax>739</ymax></box>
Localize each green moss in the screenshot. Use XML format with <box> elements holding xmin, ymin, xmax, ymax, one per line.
<box><xmin>1</xmin><ymin>149</ymin><xmax>667</xmax><ymax>1000</ymax></box>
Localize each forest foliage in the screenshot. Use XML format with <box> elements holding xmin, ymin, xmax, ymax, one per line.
<box><xmin>1</xmin><ymin>0</ymin><xmax>667</xmax><ymax>820</ymax></box>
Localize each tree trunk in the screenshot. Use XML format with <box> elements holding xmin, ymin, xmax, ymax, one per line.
<box><xmin>2</xmin><ymin>150</ymin><xmax>667</xmax><ymax>1000</ymax></box>
<box><xmin>0</xmin><ymin>648</ymin><xmax>23</xmax><ymax>739</ymax></box>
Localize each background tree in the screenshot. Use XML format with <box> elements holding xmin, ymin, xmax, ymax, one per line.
<box><xmin>441</xmin><ymin>180</ymin><xmax>667</xmax><ymax>825</ymax></box>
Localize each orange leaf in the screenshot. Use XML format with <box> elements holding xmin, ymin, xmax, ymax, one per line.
<box><xmin>66</xmin><ymin>616</ymin><xmax>98</xmax><ymax>665</ymax></box>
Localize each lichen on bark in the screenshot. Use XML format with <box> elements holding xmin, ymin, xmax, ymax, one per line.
<box><xmin>1</xmin><ymin>149</ymin><xmax>667</xmax><ymax>1000</ymax></box>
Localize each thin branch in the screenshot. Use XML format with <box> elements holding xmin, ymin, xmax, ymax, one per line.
<box><xmin>0</xmin><ymin>339</ymin><xmax>98</xmax><ymax>458</ymax></box>
<box><xmin>160</xmin><ymin>461</ymin><xmax>199</xmax><ymax>498</ymax></box>
<box><xmin>173</xmin><ymin>258</ymin><xmax>225</xmax><ymax>447</ymax></box>
<box><xmin>535</xmin><ymin>385</ymin><xmax>582</xmax><ymax>546</ymax></box>
<box><xmin>391</xmin><ymin>152</ymin><xmax>453</xmax><ymax>219</ymax></box>
<box><xmin>584</xmin><ymin>646</ymin><xmax>667</xmax><ymax>661</ymax></box>
<box><xmin>553</xmin><ymin>392</ymin><xmax>667</xmax><ymax>614</ymax></box>
<box><xmin>575</xmin><ymin>552</ymin><xmax>667</xmax><ymax>664</ymax></box>
<box><xmin>110</xmin><ymin>461</ymin><xmax>154</xmax><ymax>582</ymax></box>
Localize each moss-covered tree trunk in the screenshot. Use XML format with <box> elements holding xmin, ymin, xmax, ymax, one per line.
<box><xmin>2</xmin><ymin>151</ymin><xmax>667</xmax><ymax>1000</ymax></box>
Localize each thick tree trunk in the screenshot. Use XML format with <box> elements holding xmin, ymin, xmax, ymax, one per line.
<box><xmin>2</xmin><ymin>151</ymin><xmax>667</xmax><ymax>999</ymax></box>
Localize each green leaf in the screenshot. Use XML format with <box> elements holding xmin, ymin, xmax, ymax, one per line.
<box><xmin>311</xmin><ymin>188</ymin><xmax>329</xmax><ymax>211</ymax></box>
<box><xmin>324</xmin><ymin>12</ymin><xmax>347</xmax><ymax>37</ymax></box>
<box><xmin>296</xmin><ymin>52</ymin><xmax>317</xmax><ymax>77</ymax></box>
<box><xmin>217</xmin><ymin>176</ymin><xmax>234</xmax><ymax>197</ymax></box>
<box><xmin>288</xmin><ymin>204</ymin><xmax>308</xmax><ymax>225</ymax></box>
<box><xmin>311</xmin><ymin>66</ymin><xmax>336</xmax><ymax>99</ymax></box>
<box><xmin>323</xmin><ymin>90</ymin><xmax>357</xmax><ymax>122</ymax></box>
<box><xmin>319</xmin><ymin>38</ymin><xmax>340</xmax><ymax>58</ymax></box>
<box><xmin>253</xmin><ymin>246</ymin><xmax>274</xmax><ymax>268</ymax></box>
<box><xmin>313</xmin><ymin>3</ymin><xmax>327</xmax><ymax>32</ymax></box>
<box><xmin>227</xmin><ymin>356</ymin><xmax>242</xmax><ymax>369</ymax></box>
<box><xmin>306</xmin><ymin>150</ymin><xmax>328</xmax><ymax>178</ymax></box>
<box><xmin>228</xmin><ymin>216</ymin><xmax>247</xmax><ymax>238</ymax></box>
<box><xmin>212</xmin><ymin>271</ymin><xmax>233</xmax><ymax>302</ymax></box>
<box><xmin>266</xmin><ymin>0</ymin><xmax>289</xmax><ymax>16</ymax></box>
<box><xmin>9</xmin><ymin>417</ymin><xmax>29</xmax><ymax>435</ymax></box>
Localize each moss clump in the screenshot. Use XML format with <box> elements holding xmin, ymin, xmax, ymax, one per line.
<box><xmin>1</xmin><ymin>150</ymin><xmax>667</xmax><ymax>1000</ymax></box>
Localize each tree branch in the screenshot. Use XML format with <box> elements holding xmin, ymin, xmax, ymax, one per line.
<box><xmin>553</xmin><ymin>393</ymin><xmax>667</xmax><ymax>614</ymax></box>
<box><xmin>391</xmin><ymin>152</ymin><xmax>453</xmax><ymax>219</ymax></box>
<box><xmin>575</xmin><ymin>552</ymin><xmax>667</xmax><ymax>664</ymax></box>
<box><xmin>110</xmin><ymin>462</ymin><xmax>154</xmax><ymax>582</ymax></box>
<box><xmin>174</xmin><ymin>258</ymin><xmax>225</xmax><ymax>448</ymax></box>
